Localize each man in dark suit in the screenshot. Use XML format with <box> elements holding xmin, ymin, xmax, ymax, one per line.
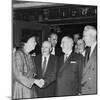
<box><xmin>48</xmin><ymin>33</ymin><xmax>63</xmax><ymax>56</ymax></box>
<box><xmin>34</xmin><ymin>41</ymin><xmax>57</xmax><ymax>98</ymax></box>
<box><xmin>56</xmin><ymin>36</ymin><xmax>83</xmax><ymax>96</ymax></box>
<box><xmin>81</xmin><ymin>25</ymin><xmax>97</xmax><ymax>94</ymax></box>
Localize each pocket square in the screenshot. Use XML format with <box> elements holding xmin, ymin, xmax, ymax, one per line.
<box><xmin>70</xmin><ymin>61</ymin><xmax>77</xmax><ymax>63</ymax></box>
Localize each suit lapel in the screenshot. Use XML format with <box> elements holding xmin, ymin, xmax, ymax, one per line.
<box><xmin>43</xmin><ymin>55</ymin><xmax>52</xmax><ymax>76</ymax></box>
<box><xmin>83</xmin><ymin>45</ymin><xmax>97</xmax><ymax>75</ymax></box>
<box><xmin>59</xmin><ymin>52</ymin><xmax>73</xmax><ymax>72</ymax></box>
<box><xmin>90</xmin><ymin>45</ymin><xmax>97</xmax><ymax>59</ymax></box>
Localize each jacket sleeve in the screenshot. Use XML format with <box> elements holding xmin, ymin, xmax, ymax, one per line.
<box><xmin>43</xmin><ymin>58</ymin><xmax>57</xmax><ymax>88</ymax></box>
<box><xmin>13</xmin><ymin>51</ymin><xmax>34</xmax><ymax>88</ymax></box>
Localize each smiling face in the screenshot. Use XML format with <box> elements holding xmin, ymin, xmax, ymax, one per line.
<box><xmin>49</xmin><ymin>34</ymin><xmax>58</xmax><ymax>47</ymax></box>
<box><xmin>24</xmin><ymin>37</ymin><xmax>37</xmax><ymax>53</ymax></box>
<box><xmin>83</xmin><ymin>29</ymin><xmax>96</xmax><ymax>47</ymax></box>
<box><xmin>61</xmin><ymin>37</ymin><xmax>73</xmax><ymax>54</ymax></box>
<box><xmin>41</xmin><ymin>41</ymin><xmax>52</xmax><ymax>56</ymax></box>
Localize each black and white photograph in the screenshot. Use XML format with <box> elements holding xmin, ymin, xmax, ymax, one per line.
<box><xmin>11</xmin><ymin>0</ymin><xmax>98</xmax><ymax>99</ymax></box>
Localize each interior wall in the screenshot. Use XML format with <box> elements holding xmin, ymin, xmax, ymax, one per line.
<box><xmin>13</xmin><ymin>20</ymin><xmax>50</xmax><ymax>48</ymax></box>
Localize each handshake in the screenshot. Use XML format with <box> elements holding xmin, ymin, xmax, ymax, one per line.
<box><xmin>34</xmin><ymin>79</ymin><xmax>45</xmax><ymax>88</ymax></box>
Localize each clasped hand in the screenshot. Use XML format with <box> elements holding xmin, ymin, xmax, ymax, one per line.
<box><xmin>34</xmin><ymin>79</ymin><xmax>45</xmax><ymax>88</ymax></box>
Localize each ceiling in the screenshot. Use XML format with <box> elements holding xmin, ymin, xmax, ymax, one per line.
<box><xmin>13</xmin><ymin>0</ymin><xmax>97</xmax><ymax>25</ymax></box>
<box><xmin>12</xmin><ymin>0</ymin><xmax>65</xmax><ymax>9</ymax></box>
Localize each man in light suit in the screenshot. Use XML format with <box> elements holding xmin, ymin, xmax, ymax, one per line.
<box><xmin>81</xmin><ymin>25</ymin><xmax>97</xmax><ymax>94</ymax></box>
<box><xmin>56</xmin><ymin>36</ymin><xmax>83</xmax><ymax>96</ymax></box>
<box><xmin>34</xmin><ymin>41</ymin><xmax>57</xmax><ymax>98</ymax></box>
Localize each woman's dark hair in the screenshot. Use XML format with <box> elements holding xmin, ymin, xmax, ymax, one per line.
<box><xmin>19</xmin><ymin>35</ymin><xmax>36</xmax><ymax>48</ymax></box>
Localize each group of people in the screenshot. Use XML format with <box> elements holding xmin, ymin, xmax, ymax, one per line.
<box><xmin>12</xmin><ymin>25</ymin><xmax>97</xmax><ymax>99</ymax></box>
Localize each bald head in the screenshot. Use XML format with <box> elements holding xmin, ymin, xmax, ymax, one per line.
<box><xmin>84</xmin><ymin>25</ymin><xmax>96</xmax><ymax>31</ymax></box>
<box><xmin>50</xmin><ymin>33</ymin><xmax>58</xmax><ymax>38</ymax></box>
<box><xmin>83</xmin><ymin>25</ymin><xmax>97</xmax><ymax>46</ymax></box>
<box><xmin>62</xmin><ymin>36</ymin><xmax>73</xmax><ymax>44</ymax></box>
<box><xmin>42</xmin><ymin>41</ymin><xmax>51</xmax><ymax>47</ymax></box>
<box><xmin>42</xmin><ymin>41</ymin><xmax>52</xmax><ymax>56</ymax></box>
<box><xmin>84</xmin><ymin>25</ymin><xmax>96</xmax><ymax>36</ymax></box>
<box><xmin>61</xmin><ymin>36</ymin><xmax>73</xmax><ymax>54</ymax></box>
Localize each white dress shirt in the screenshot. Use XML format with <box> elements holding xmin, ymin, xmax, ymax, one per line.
<box><xmin>42</xmin><ymin>55</ymin><xmax>50</xmax><ymax>70</ymax></box>
<box><xmin>64</xmin><ymin>50</ymin><xmax>72</xmax><ymax>63</ymax></box>
<box><xmin>81</xmin><ymin>50</ymin><xmax>86</xmax><ymax>57</ymax></box>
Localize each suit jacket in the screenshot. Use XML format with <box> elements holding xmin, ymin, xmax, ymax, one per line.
<box><xmin>81</xmin><ymin>45</ymin><xmax>97</xmax><ymax>94</ymax></box>
<box><xmin>51</xmin><ymin>46</ymin><xmax>63</xmax><ymax>57</ymax></box>
<box><xmin>55</xmin><ymin>46</ymin><xmax>63</xmax><ymax>56</ymax></box>
<box><xmin>56</xmin><ymin>52</ymin><xmax>83</xmax><ymax>96</ymax></box>
<box><xmin>34</xmin><ymin>54</ymin><xmax>57</xmax><ymax>97</ymax></box>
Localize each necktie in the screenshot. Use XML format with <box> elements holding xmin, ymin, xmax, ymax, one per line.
<box><xmin>64</xmin><ymin>54</ymin><xmax>68</xmax><ymax>63</ymax></box>
<box><xmin>85</xmin><ymin>47</ymin><xmax>91</xmax><ymax>64</ymax></box>
<box><xmin>42</xmin><ymin>57</ymin><xmax>47</xmax><ymax>76</ymax></box>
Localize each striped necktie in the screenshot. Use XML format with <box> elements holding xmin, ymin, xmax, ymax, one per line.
<box><xmin>64</xmin><ymin>54</ymin><xmax>68</xmax><ymax>63</ymax></box>
<box><xmin>42</xmin><ymin>57</ymin><xmax>47</xmax><ymax>76</ymax></box>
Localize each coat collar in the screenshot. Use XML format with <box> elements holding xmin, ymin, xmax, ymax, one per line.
<box><xmin>38</xmin><ymin>54</ymin><xmax>53</xmax><ymax>77</ymax></box>
<box><xmin>59</xmin><ymin>52</ymin><xmax>74</xmax><ymax>72</ymax></box>
<box><xmin>83</xmin><ymin>45</ymin><xmax>97</xmax><ymax>75</ymax></box>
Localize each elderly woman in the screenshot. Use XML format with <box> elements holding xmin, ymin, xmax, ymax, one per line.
<box><xmin>12</xmin><ymin>36</ymin><xmax>37</xmax><ymax>99</ymax></box>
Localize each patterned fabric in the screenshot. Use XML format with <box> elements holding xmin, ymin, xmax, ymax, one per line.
<box><xmin>12</xmin><ymin>49</ymin><xmax>37</xmax><ymax>99</ymax></box>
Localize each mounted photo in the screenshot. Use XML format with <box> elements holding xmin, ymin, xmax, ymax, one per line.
<box><xmin>12</xmin><ymin>0</ymin><xmax>97</xmax><ymax>99</ymax></box>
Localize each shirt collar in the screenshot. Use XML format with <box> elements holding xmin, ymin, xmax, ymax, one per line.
<box><xmin>82</xmin><ymin>50</ymin><xmax>85</xmax><ymax>57</ymax></box>
<box><xmin>65</xmin><ymin>50</ymin><xmax>72</xmax><ymax>57</ymax></box>
<box><xmin>42</xmin><ymin>54</ymin><xmax>50</xmax><ymax>59</ymax></box>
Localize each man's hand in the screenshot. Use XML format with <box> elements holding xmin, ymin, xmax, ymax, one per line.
<box><xmin>39</xmin><ymin>79</ymin><xmax>45</xmax><ymax>87</ymax></box>
<box><xmin>34</xmin><ymin>79</ymin><xmax>45</xmax><ymax>88</ymax></box>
